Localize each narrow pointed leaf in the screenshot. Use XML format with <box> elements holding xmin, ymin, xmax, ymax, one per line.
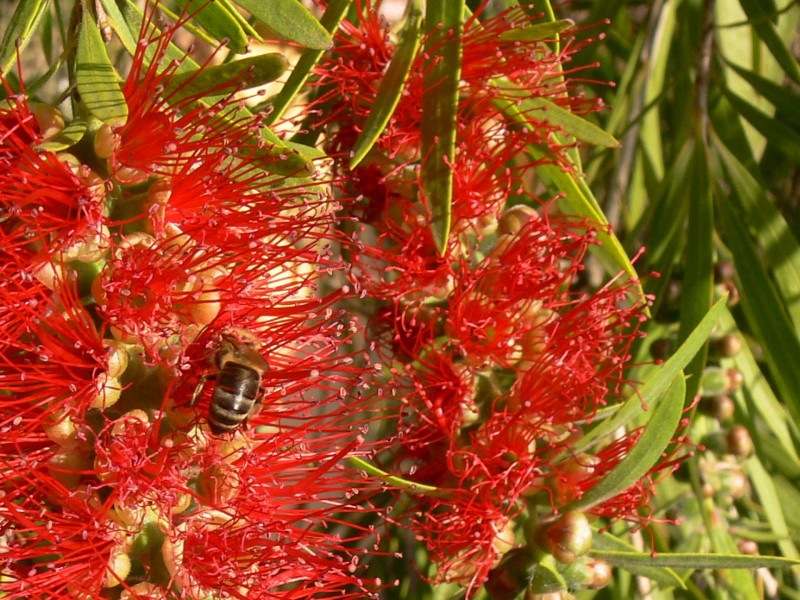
<box><xmin>36</xmin><ymin>121</ymin><xmax>87</xmax><ymax>152</ymax></box>
<box><xmin>234</xmin><ymin>0</ymin><xmax>332</xmax><ymax>50</ymax></box>
<box><xmin>497</xmin><ymin>81</ymin><xmax>619</xmax><ymax>148</ymax></box>
<box><xmin>592</xmin><ymin>532</ymin><xmax>685</xmax><ymax>587</ymax></box>
<box><xmin>727</xmin><ymin>62</ymin><xmax>800</xmax><ymax>130</ymax></box>
<box><xmin>712</xmin><ymin>136</ymin><xmax>800</xmax><ymax>329</ymax></box>
<box><xmin>677</xmin><ymin>138</ymin><xmax>714</xmax><ymax>400</ymax></box>
<box><xmin>738</xmin><ymin>0</ymin><xmax>800</xmax><ymax>84</ymax></box>
<box><xmin>76</xmin><ymin>13</ymin><xmax>128</xmax><ymax>125</ymax></box>
<box><xmin>499</xmin><ymin>18</ymin><xmax>574</xmax><ymax>42</ymax></box>
<box><xmin>717</xmin><ymin>199</ymin><xmax>800</xmax><ymax>425</ymax></box>
<box><xmin>747</xmin><ymin>457</ymin><xmax>800</xmax><ymax>562</ymax></box>
<box><xmin>263</xmin><ymin>0</ymin><xmax>351</xmax><ymax>123</ymax></box>
<box><xmin>348</xmin><ymin>456</ymin><xmax>440</xmax><ymax>495</ymax></box>
<box><xmin>717</xmin><ymin>306</ymin><xmax>800</xmax><ymax>466</ymax></box>
<box><xmin>578</xmin><ymin>297</ymin><xmax>727</xmax><ymax>451</ymax></box>
<box><xmin>176</xmin><ymin>0</ymin><xmax>249</xmax><ymax>53</ymax></box>
<box><xmin>567</xmin><ymin>375</ymin><xmax>685</xmax><ymax>512</ymax></box>
<box><xmin>0</xmin><ymin>0</ymin><xmax>50</xmax><ymax>74</ymax></box>
<box><xmin>99</xmin><ymin>0</ymin><xmax>138</xmax><ymax>53</ymax></box>
<box><xmin>491</xmin><ymin>90</ymin><xmax>634</xmax><ymax>280</ymax></box>
<box><xmin>165</xmin><ymin>54</ymin><xmax>288</xmax><ymax>102</ymax></box>
<box><xmin>421</xmin><ymin>0</ymin><xmax>465</xmax><ymax>255</ymax></box>
<box><xmin>350</xmin><ymin>0</ymin><xmax>423</xmax><ymax>168</ymax></box>
<box><xmin>592</xmin><ymin>550</ymin><xmax>800</xmax><ymax>570</ymax></box>
<box><xmin>724</xmin><ymin>89</ymin><xmax>800</xmax><ymax>163</ymax></box>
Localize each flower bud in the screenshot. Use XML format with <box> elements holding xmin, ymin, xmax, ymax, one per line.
<box><xmin>103</xmin><ymin>541</ymin><xmax>131</xmax><ymax>587</ymax></box>
<box><xmin>498</xmin><ymin>204</ymin><xmax>539</xmax><ymax>236</ymax></box>
<box><xmin>89</xmin><ymin>372</ymin><xmax>123</xmax><ymax>409</ymax></box>
<box><xmin>46</xmin><ymin>447</ymin><xmax>90</xmax><ymax>488</ymax></box>
<box><xmin>94</xmin><ymin>123</ymin><xmax>119</xmax><ymax>159</ymax></box>
<box><xmin>714</xmin><ymin>333</ymin><xmax>742</xmax><ymax>358</ymax></box>
<box><xmin>725</xmin><ymin>424</ymin><xmax>754</xmax><ymax>458</ymax></box>
<box><xmin>698</xmin><ymin>395</ymin><xmax>735</xmax><ymax>422</ymax></box>
<box><xmin>43</xmin><ymin>409</ymin><xmax>80</xmax><ymax>449</ymax></box>
<box><xmin>30</xmin><ymin>102</ymin><xmax>65</xmax><ymax>139</ymax></box>
<box><xmin>538</xmin><ymin>511</ymin><xmax>592</xmax><ymax>564</ymax></box>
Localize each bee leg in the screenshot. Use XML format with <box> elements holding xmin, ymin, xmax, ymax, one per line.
<box><xmin>189</xmin><ymin>374</ymin><xmax>213</xmax><ymax>407</ymax></box>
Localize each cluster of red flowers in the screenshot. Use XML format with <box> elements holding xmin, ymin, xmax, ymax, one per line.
<box><xmin>309</xmin><ymin>0</ymin><xmax>680</xmax><ymax>593</ymax></box>
<box><xmin>0</xmin><ymin>4</ymin><xmax>380</xmax><ymax>599</ymax></box>
<box><xmin>0</xmin><ymin>0</ymin><xmax>692</xmax><ymax>598</ymax></box>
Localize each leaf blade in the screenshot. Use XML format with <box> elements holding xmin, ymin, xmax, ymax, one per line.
<box><xmin>421</xmin><ymin>0</ymin><xmax>465</xmax><ymax>255</ymax></box>
<box><xmin>76</xmin><ymin>11</ymin><xmax>128</xmax><ymax>126</ymax></box>
<box><xmin>350</xmin><ymin>0</ymin><xmax>423</xmax><ymax>168</ymax></box>
<box><xmin>234</xmin><ymin>0</ymin><xmax>332</xmax><ymax>50</ymax></box>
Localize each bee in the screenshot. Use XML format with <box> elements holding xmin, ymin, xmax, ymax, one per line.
<box><xmin>192</xmin><ymin>333</ymin><xmax>269</xmax><ymax>435</ymax></box>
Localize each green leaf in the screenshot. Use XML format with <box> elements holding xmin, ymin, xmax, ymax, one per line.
<box><xmin>592</xmin><ymin>550</ymin><xmax>800</xmax><ymax>570</ymax></box>
<box><xmin>350</xmin><ymin>0</ymin><xmax>423</xmax><ymax>168</ymax></box>
<box><xmin>677</xmin><ymin>138</ymin><xmax>714</xmax><ymax>401</ymax></box>
<box><xmin>746</xmin><ymin>457</ymin><xmax>800</xmax><ymax>563</ymax></box>
<box><xmin>491</xmin><ymin>88</ymin><xmax>635</xmax><ymax>281</ymax></box>
<box><xmin>497</xmin><ymin>82</ymin><xmax>619</xmax><ymax>148</ymax></box>
<box><xmin>165</xmin><ymin>54</ymin><xmax>288</xmax><ymax>102</ymax></box>
<box><xmin>566</xmin><ymin>375</ymin><xmax>685</xmax><ymax>512</ymax></box>
<box><xmin>41</xmin><ymin>5</ymin><xmax>53</xmax><ymax>64</ymax></box>
<box><xmin>716</xmin><ymin>198</ymin><xmax>800</xmax><ymax>427</ymax></box>
<box><xmin>727</xmin><ymin>62</ymin><xmax>800</xmax><ymax>130</ymax></box>
<box><xmin>529</xmin><ymin>561</ymin><xmax>567</xmax><ymax>594</ymax></box>
<box><xmin>175</xmin><ymin>0</ymin><xmax>249</xmax><ymax>53</ymax></box>
<box><xmin>0</xmin><ymin>0</ymin><xmax>50</xmax><ymax>75</ymax></box>
<box><xmin>577</xmin><ymin>297</ymin><xmax>727</xmax><ymax>451</ymax></box>
<box><xmin>76</xmin><ymin>9</ymin><xmax>128</xmax><ymax>126</ymax></box>
<box><xmin>715</xmin><ymin>306</ymin><xmax>800</xmax><ymax>468</ymax></box>
<box><xmin>35</xmin><ymin>120</ymin><xmax>87</xmax><ymax>152</ymax></box>
<box><xmin>348</xmin><ymin>456</ymin><xmax>440</xmax><ymax>495</ymax></box>
<box><xmin>535</xmin><ymin>156</ymin><xmax>638</xmax><ymax>280</ymax></box>
<box><xmin>712</xmin><ymin>134</ymin><xmax>800</xmax><ymax>330</ymax></box>
<box><xmin>263</xmin><ymin>0</ymin><xmax>352</xmax><ymax>123</ymax></box>
<box><xmin>592</xmin><ymin>532</ymin><xmax>686</xmax><ymax>587</ymax></box>
<box><xmin>421</xmin><ymin>0</ymin><xmax>465</xmax><ymax>255</ymax></box>
<box><xmin>498</xmin><ymin>18</ymin><xmax>574</xmax><ymax>42</ymax></box>
<box><xmin>724</xmin><ymin>88</ymin><xmax>800</xmax><ymax>163</ymax></box>
<box><xmin>99</xmin><ymin>0</ymin><xmax>137</xmax><ymax>53</ymax></box>
<box><xmin>737</xmin><ymin>0</ymin><xmax>800</xmax><ymax>84</ymax></box>
<box><xmin>234</xmin><ymin>0</ymin><xmax>332</xmax><ymax>50</ymax></box>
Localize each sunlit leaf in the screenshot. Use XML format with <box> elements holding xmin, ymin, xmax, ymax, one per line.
<box><xmin>234</xmin><ymin>0</ymin><xmax>332</xmax><ymax>50</ymax></box>
<box><xmin>498</xmin><ymin>18</ymin><xmax>574</xmax><ymax>42</ymax></box>
<box><xmin>578</xmin><ymin>297</ymin><xmax>727</xmax><ymax>451</ymax></box>
<box><xmin>175</xmin><ymin>0</ymin><xmax>249</xmax><ymax>53</ymax></box>
<box><xmin>737</xmin><ymin>0</ymin><xmax>800</xmax><ymax>84</ymax></box>
<box><xmin>567</xmin><ymin>376</ymin><xmax>685</xmax><ymax>512</ymax></box>
<box><xmin>165</xmin><ymin>54</ymin><xmax>288</xmax><ymax>102</ymax></box>
<box><xmin>76</xmin><ymin>11</ymin><xmax>128</xmax><ymax>125</ymax></box>
<box><xmin>0</xmin><ymin>0</ymin><xmax>50</xmax><ymax>75</ymax></box>
<box><xmin>263</xmin><ymin>0</ymin><xmax>352</xmax><ymax>123</ymax></box>
<box><xmin>35</xmin><ymin>120</ymin><xmax>87</xmax><ymax>152</ymax></box>
<box><xmin>592</xmin><ymin>532</ymin><xmax>686</xmax><ymax>587</ymax></box>
<box><xmin>717</xmin><ymin>199</ymin><xmax>800</xmax><ymax>426</ymax></box>
<box><xmin>421</xmin><ymin>0</ymin><xmax>465</xmax><ymax>255</ymax></box>
<box><xmin>350</xmin><ymin>0</ymin><xmax>423</xmax><ymax>168</ymax></box>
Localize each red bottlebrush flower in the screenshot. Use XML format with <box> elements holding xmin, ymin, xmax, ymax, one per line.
<box><xmin>98</xmin><ymin>3</ymin><xmax>263</xmax><ymax>182</ymax></box>
<box><xmin>0</xmin><ymin>5</ymin><xmax>383</xmax><ymax>598</ymax></box>
<box><xmin>0</xmin><ymin>141</ymin><xmax>107</xmax><ymax>267</ymax></box>
<box><xmin>0</xmin><ymin>469</ymin><xmax>128</xmax><ymax>598</ymax></box>
<box><xmin>0</xmin><ymin>265</ymin><xmax>121</xmax><ymax>442</ymax></box>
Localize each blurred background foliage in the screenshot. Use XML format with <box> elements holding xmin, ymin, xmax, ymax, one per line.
<box><xmin>549</xmin><ymin>0</ymin><xmax>800</xmax><ymax>598</ymax></box>
<box><xmin>1</xmin><ymin>0</ymin><xmax>799</xmax><ymax>598</ymax></box>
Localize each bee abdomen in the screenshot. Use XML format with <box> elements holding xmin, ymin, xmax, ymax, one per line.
<box><xmin>209</xmin><ymin>364</ymin><xmax>261</xmax><ymax>434</ymax></box>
